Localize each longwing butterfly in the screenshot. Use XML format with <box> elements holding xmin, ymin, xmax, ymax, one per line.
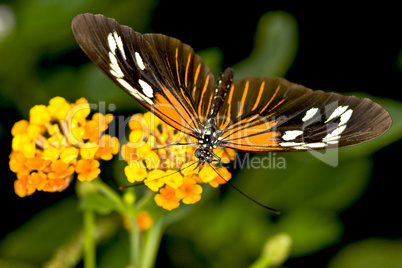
<box><xmin>71</xmin><ymin>13</ymin><xmax>391</xmax><ymax>166</ymax></box>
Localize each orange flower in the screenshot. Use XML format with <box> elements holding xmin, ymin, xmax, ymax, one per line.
<box><xmin>176</xmin><ymin>177</ymin><xmax>203</xmax><ymax>204</ymax></box>
<box><xmin>25</xmin><ymin>152</ymin><xmax>50</xmax><ymax>171</ymax></box>
<box><xmin>136</xmin><ymin>211</ymin><xmax>153</xmax><ymax>231</ymax></box>
<box><xmin>208</xmin><ymin>167</ymin><xmax>232</xmax><ymax>188</ymax></box>
<box><xmin>14</xmin><ymin>172</ymin><xmax>47</xmax><ymax>197</ymax></box>
<box><xmin>75</xmin><ymin>159</ymin><xmax>100</xmax><ymax>182</ymax></box>
<box><xmin>95</xmin><ymin>134</ymin><xmax>119</xmax><ymax>160</ymax></box>
<box><xmin>82</xmin><ymin>113</ymin><xmax>114</xmax><ymax>142</ymax></box>
<box><xmin>121</xmin><ymin>143</ymin><xmax>139</xmax><ymax>162</ymax></box>
<box><xmin>48</xmin><ymin>160</ymin><xmax>74</xmax><ymax>180</ymax></box>
<box><xmin>9</xmin><ymin>151</ymin><xmax>30</xmax><ymax>175</ymax></box>
<box><xmin>154</xmin><ymin>185</ymin><xmax>181</xmax><ymax>211</ymax></box>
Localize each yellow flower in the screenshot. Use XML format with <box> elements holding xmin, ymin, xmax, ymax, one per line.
<box><xmin>124</xmin><ymin>161</ymin><xmax>147</xmax><ymax>183</ymax></box>
<box><xmin>142</xmin><ymin>150</ymin><xmax>160</xmax><ymax>170</ymax></box>
<box><xmin>30</xmin><ymin>105</ymin><xmax>51</xmax><ymax>125</ymax></box>
<box><xmin>164</xmin><ymin>170</ymin><xmax>183</xmax><ymax>189</ymax></box>
<box><xmin>129</xmin><ymin>129</ymin><xmax>145</xmax><ymax>144</ymax></box>
<box><xmin>199</xmin><ymin>166</ymin><xmax>217</xmax><ymax>183</ymax></box>
<box><xmin>80</xmin><ymin>142</ymin><xmax>99</xmax><ymax>159</ymax></box>
<box><xmin>137</xmin><ymin>143</ymin><xmax>152</xmax><ymax>158</ymax></box>
<box><xmin>144</xmin><ymin>170</ymin><xmax>166</xmax><ymax>192</ymax></box>
<box><xmin>60</xmin><ymin>147</ymin><xmax>79</xmax><ymax>164</ymax></box>
<box><xmin>68</xmin><ymin>97</ymin><xmax>91</xmax><ymax>124</ymax></box>
<box><xmin>26</xmin><ymin>124</ymin><xmax>43</xmax><ymax>140</ymax></box>
<box><xmin>47</xmin><ymin>97</ymin><xmax>71</xmax><ymax>120</ymax></box>
<box><xmin>42</xmin><ymin>147</ymin><xmax>60</xmax><ymax>162</ymax></box>
<box><xmin>11</xmin><ymin>120</ymin><xmax>28</xmax><ymax>136</ymax></box>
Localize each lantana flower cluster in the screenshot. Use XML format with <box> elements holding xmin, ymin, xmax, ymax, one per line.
<box><xmin>122</xmin><ymin>112</ymin><xmax>235</xmax><ymax>211</ymax></box>
<box><xmin>9</xmin><ymin>97</ymin><xmax>119</xmax><ymax>197</ymax></box>
<box><xmin>9</xmin><ymin>97</ymin><xmax>235</xmax><ymax>212</ymax></box>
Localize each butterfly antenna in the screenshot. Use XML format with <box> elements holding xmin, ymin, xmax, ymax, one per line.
<box><xmin>207</xmin><ymin>163</ymin><xmax>281</xmax><ymax>215</ymax></box>
<box><xmin>151</xmin><ymin>142</ymin><xmax>198</xmax><ymax>150</ymax></box>
<box><xmin>119</xmin><ymin>161</ymin><xmax>199</xmax><ymax>190</ymax></box>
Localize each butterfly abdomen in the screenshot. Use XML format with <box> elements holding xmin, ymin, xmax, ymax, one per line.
<box><xmin>209</xmin><ymin>68</ymin><xmax>234</xmax><ymax>119</ymax></box>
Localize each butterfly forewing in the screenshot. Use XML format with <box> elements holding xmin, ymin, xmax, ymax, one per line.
<box><xmin>216</xmin><ymin>77</ymin><xmax>391</xmax><ymax>151</ymax></box>
<box><xmin>72</xmin><ymin>13</ymin><xmax>216</xmax><ymax>138</ymax></box>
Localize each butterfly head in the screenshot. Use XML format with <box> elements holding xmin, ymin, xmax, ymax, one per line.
<box><xmin>194</xmin><ymin>147</ymin><xmax>214</xmax><ymax>164</ymax></box>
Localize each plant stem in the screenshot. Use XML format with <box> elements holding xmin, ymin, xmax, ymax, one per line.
<box><xmin>83</xmin><ymin>209</ymin><xmax>96</xmax><ymax>268</ymax></box>
<box><xmin>91</xmin><ymin>178</ymin><xmax>126</xmax><ymax>213</ymax></box>
<box><xmin>129</xmin><ymin>214</ymin><xmax>141</xmax><ymax>267</ymax></box>
<box><xmin>140</xmin><ymin>218</ymin><xmax>164</xmax><ymax>268</ymax></box>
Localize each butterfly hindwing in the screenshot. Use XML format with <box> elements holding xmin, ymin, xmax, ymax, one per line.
<box><xmin>217</xmin><ymin>77</ymin><xmax>391</xmax><ymax>152</ymax></box>
<box><xmin>72</xmin><ymin>13</ymin><xmax>216</xmax><ymax>137</ymax></box>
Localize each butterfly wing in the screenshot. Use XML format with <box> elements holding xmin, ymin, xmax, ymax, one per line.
<box><xmin>71</xmin><ymin>13</ymin><xmax>216</xmax><ymax>137</ymax></box>
<box><xmin>216</xmin><ymin>77</ymin><xmax>392</xmax><ymax>151</ymax></box>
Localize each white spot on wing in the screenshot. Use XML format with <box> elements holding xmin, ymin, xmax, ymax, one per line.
<box><xmin>282</xmin><ymin>130</ymin><xmax>303</xmax><ymax>141</ymax></box>
<box><xmin>340</xmin><ymin>109</ymin><xmax>353</xmax><ymax>126</ymax></box>
<box><xmin>107</xmin><ymin>33</ymin><xmax>116</xmax><ymax>54</ymax></box>
<box><xmin>135</xmin><ymin>52</ymin><xmax>145</xmax><ymax>70</ymax></box>
<box><xmin>109</xmin><ymin>52</ymin><xmax>124</xmax><ymax>78</ymax></box>
<box><xmin>324</xmin><ymin>125</ymin><xmax>347</xmax><ymax>141</ymax></box>
<box><xmin>113</xmin><ymin>31</ymin><xmax>126</xmax><ymax>60</ymax></box>
<box><xmin>304</xmin><ymin>142</ymin><xmax>327</xmax><ymax>148</ymax></box>
<box><xmin>302</xmin><ymin>107</ymin><xmax>319</xmax><ymax>122</ymax></box>
<box><xmin>279</xmin><ymin>142</ymin><xmax>306</xmax><ymax>147</ymax></box>
<box><xmin>117</xmin><ymin>78</ymin><xmax>153</xmax><ymax>106</ymax></box>
<box><xmin>280</xmin><ymin>104</ymin><xmax>353</xmax><ymax>150</ymax></box>
<box><xmin>138</xmin><ymin>79</ymin><xmax>154</xmax><ymax>98</ymax></box>
<box><xmin>325</xmin><ymin>105</ymin><xmax>349</xmax><ymax>123</ymax></box>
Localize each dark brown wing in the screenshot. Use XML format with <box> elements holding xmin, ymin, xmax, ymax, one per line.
<box><xmin>71</xmin><ymin>13</ymin><xmax>216</xmax><ymax>137</ymax></box>
<box><xmin>216</xmin><ymin>76</ymin><xmax>392</xmax><ymax>151</ymax></box>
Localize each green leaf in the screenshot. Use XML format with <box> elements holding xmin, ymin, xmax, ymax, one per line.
<box><xmin>0</xmin><ymin>196</ymin><xmax>81</xmax><ymax>265</ymax></box>
<box><xmin>236</xmin><ymin>155</ymin><xmax>372</xmax><ymax>213</ymax></box>
<box><xmin>79</xmin><ymin>193</ymin><xmax>117</xmax><ymax>215</ymax></box>
<box><xmin>341</xmin><ymin>96</ymin><xmax>402</xmax><ymax>158</ymax></box>
<box><xmin>232</xmin><ymin>11</ymin><xmax>298</xmax><ymax>79</ymax></box>
<box><xmin>328</xmin><ymin>238</ymin><xmax>402</xmax><ymax>268</ymax></box>
<box><xmin>278</xmin><ymin>209</ymin><xmax>342</xmax><ymax>257</ymax></box>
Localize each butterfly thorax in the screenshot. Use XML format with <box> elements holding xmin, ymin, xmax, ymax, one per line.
<box><xmin>194</xmin><ymin>69</ymin><xmax>234</xmax><ymax>163</ymax></box>
<box><xmin>195</xmin><ymin>125</ymin><xmax>219</xmax><ymax>163</ymax></box>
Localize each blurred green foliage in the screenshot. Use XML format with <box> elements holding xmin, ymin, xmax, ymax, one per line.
<box><xmin>1</xmin><ymin>1</ymin><xmax>401</xmax><ymax>268</ymax></box>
